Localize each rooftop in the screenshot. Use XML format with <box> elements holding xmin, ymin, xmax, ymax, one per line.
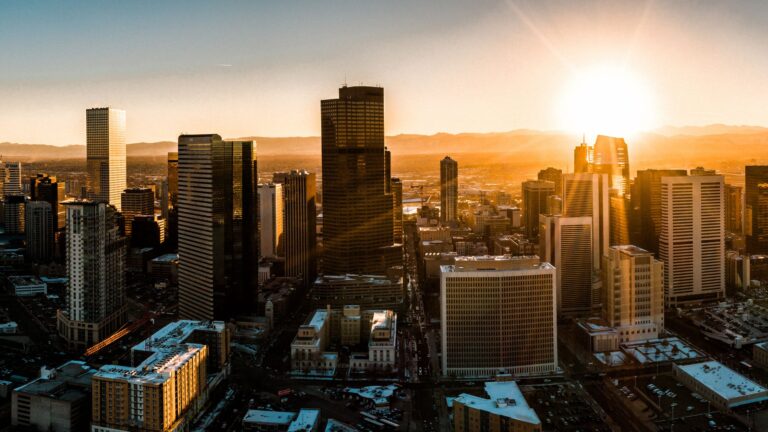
<box><xmin>151</xmin><ymin>253</ymin><xmax>179</xmax><ymax>263</ymax></box>
<box><xmin>454</xmin><ymin>381</ymin><xmax>540</xmax><ymax>426</ymax></box>
<box><xmin>132</xmin><ymin>320</ymin><xmax>225</xmax><ymax>353</ymax></box>
<box><xmin>8</xmin><ymin>275</ymin><xmax>45</xmax><ymax>286</ymax></box>
<box><xmin>95</xmin><ymin>344</ymin><xmax>205</xmax><ymax>385</ymax></box>
<box><xmin>287</xmin><ymin>409</ymin><xmax>320</xmax><ymax>431</ymax></box>
<box><xmin>15</xmin><ymin>360</ymin><xmax>95</xmax><ymax>399</ymax></box>
<box><xmin>611</xmin><ymin>245</ymin><xmax>653</xmax><ymax>256</ymax></box>
<box><xmin>243</xmin><ymin>409</ymin><xmax>295</xmax><ymax>426</ymax></box>
<box><xmin>676</xmin><ymin>361</ymin><xmax>768</xmax><ymax>406</ymax></box>
<box><xmin>444</xmin><ymin>255</ymin><xmax>553</xmax><ymax>272</ymax></box>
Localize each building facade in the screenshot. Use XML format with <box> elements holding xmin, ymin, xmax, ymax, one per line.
<box><xmin>539</xmin><ymin>214</ymin><xmax>593</xmax><ymax>319</ymax></box>
<box><xmin>57</xmin><ymin>201</ymin><xmax>127</xmax><ymax>349</ymax></box>
<box><xmin>273</xmin><ymin>170</ymin><xmax>317</xmax><ymax>289</ymax></box>
<box><xmin>177</xmin><ymin>134</ymin><xmax>258</xmax><ymax>321</ymax></box>
<box><xmin>602</xmin><ymin>245</ymin><xmax>664</xmax><ymax>343</ymax></box>
<box><xmin>86</xmin><ymin>108</ymin><xmax>126</xmax><ymax>211</ymax></box>
<box><xmin>440</xmin><ymin>156</ymin><xmax>459</xmax><ymax>225</ymax></box>
<box><xmin>660</xmin><ymin>175</ymin><xmax>725</xmax><ymax>306</ymax></box>
<box><xmin>440</xmin><ymin>256</ymin><xmax>557</xmax><ymax>378</ymax></box>
<box><xmin>258</xmin><ymin>183</ymin><xmax>284</xmax><ymax>259</ymax></box>
<box><xmin>522</xmin><ymin>180</ymin><xmax>555</xmax><ymax>240</ymax></box>
<box><xmin>25</xmin><ymin>201</ymin><xmax>54</xmax><ymax>263</ymax></box>
<box><xmin>321</xmin><ymin>86</ymin><xmax>401</xmax><ymax>276</ymax></box>
<box><xmin>562</xmin><ymin>172</ymin><xmax>610</xmax><ymax>270</ymax></box>
<box><xmin>121</xmin><ymin>187</ymin><xmax>155</xmax><ymax>237</ymax></box>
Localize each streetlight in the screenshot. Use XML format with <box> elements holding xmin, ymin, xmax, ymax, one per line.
<box><xmin>670</xmin><ymin>402</ymin><xmax>678</xmax><ymax>432</ymax></box>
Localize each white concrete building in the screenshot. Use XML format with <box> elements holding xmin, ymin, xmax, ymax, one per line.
<box><xmin>440</xmin><ymin>256</ymin><xmax>557</xmax><ymax>378</ymax></box>
<box><xmin>660</xmin><ymin>175</ymin><xmax>725</xmax><ymax>306</ymax></box>
<box><xmin>673</xmin><ymin>361</ymin><xmax>768</xmax><ymax>410</ymax></box>
<box><xmin>602</xmin><ymin>245</ymin><xmax>665</xmax><ymax>343</ymax></box>
<box><xmin>290</xmin><ymin>309</ymin><xmax>337</xmax><ymax>373</ymax></box>
<box><xmin>259</xmin><ymin>183</ymin><xmax>284</xmax><ymax>258</ymax></box>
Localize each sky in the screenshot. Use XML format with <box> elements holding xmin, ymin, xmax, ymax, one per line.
<box><xmin>1</xmin><ymin>0</ymin><xmax>768</xmax><ymax>145</ymax></box>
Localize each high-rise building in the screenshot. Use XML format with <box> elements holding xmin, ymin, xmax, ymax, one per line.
<box><xmin>602</xmin><ymin>245</ymin><xmax>664</xmax><ymax>343</ymax></box>
<box><xmin>746</xmin><ymin>166</ymin><xmax>768</xmax><ymax>254</ymax></box>
<box><xmin>131</xmin><ymin>214</ymin><xmax>166</xmax><ymax>248</ymax></box>
<box><xmin>537</xmin><ymin>167</ymin><xmax>563</xmax><ymax>196</ymax></box>
<box><xmin>562</xmin><ymin>172</ymin><xmax>609</xmax><ymax>269</ymax></box>
<box><xmin>86</xmin><ymin>108</ymin><xmax>126</xmax><ymax>211</ymax></box>
<box><xmin>177</xmin><ymin>134</ymin><xmax>258</xmax><ymax>321</ymax></box>
<box><xmin>574</xmin><ymin>141</ymin><xmax>589</xmax><ymax>173</ymax></box>
<box><xmin>25</xmin><ymin>201</ymin><xmax>54</xmax><ymax>263</ymax></box>
<box><xmin>273</xmin><ymin>170</ymin><xmax>317</xmax><ymax>289</ymax></box>
<box><xmin>440</xmin><ymin>256</ymin><xmax>557</xmax><ymax>378</ymax></box>
<box><xmin>590</xmin><ymin>135</ymin><xmax>630</xmax><ymax>196</ymax></box>
<box><xmin>392</xmin><ymin>178</ymin><xmax>404</xmax><ymax>243</ymax></box>
<box><xmin>610</xmin><ymin>194</ymin><xmax>631</xmax><ymax>246</ymax></box>
<box><xmin>539</xmin><ymin>214</ymin><xmax>593</xmax><ymax>318</ymax></box>
<box><xmin>522</xmin><ymin>180</ymin><xmax>555</xmax><ymax>240</ymax></box>
<box><xmin>440</xmin><ymin>156</ymin><xmax>459</xmax><ymax>225</ymax></box>
<box><xmin>30</xmin><ymin>174</ymin><xmax>66</xmax><ymax>230</ymax></box>
<box><xmin>660</xmin><ymin>175</ymin><xmax>725</xmax><ymax>306</ymax></box>
<box><xmin>321</xmin><ymin>86</ymin><xmax>401</xmax><ymax>275</ymax></box>
<box><xmin>56</xmin><ymin>201</ymin><xmax>127</xmax><ymax>349</ymax></box>
<box><xmin>3</xmin><ymin>161</ymin><xmax>22</xmax><ymax>197</ymax></box>
<box><xmin>725</xmin><ymin>184</ymin><xmax>743</xmax><ymax>234</ymax></box>
<box><xmin>258</xmin><ymin>183</ymin><xmax>284</xmax><ymax>258</ymax></box>
<box><xmin>631</xmin><ymin>169</ymin><xmax>688</xmax><ymax>254</ymax></box>
<box><xmin>4</xmin><ymin>195</ymin><xmax>26</xmax><ymax>234</ymax></box>
<box><xmin>120</xmin><ymin>187</ymin><xmax>155</xmax><ymax>237</ymax></box>
<box><xmin>167</xmin><ymin>152</ymin><xmax>178</xmax><ymax>209</ymax></box>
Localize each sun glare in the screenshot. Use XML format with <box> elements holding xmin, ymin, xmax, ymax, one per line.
<box><xmin>559</xmin><ymin>64</ymin><xmax>657</xmax><ymax>139</ymax></box>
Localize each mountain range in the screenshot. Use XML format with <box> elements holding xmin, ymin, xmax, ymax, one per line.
<box><xmin>2</xmin><ymin>125</ymin><xmax>768</xmax><ymax>167</ymax></box>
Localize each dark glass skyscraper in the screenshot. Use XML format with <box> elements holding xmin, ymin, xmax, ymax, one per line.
<box><xmin>273</xmin><ymin>170</ymin><xmax>317</xmax><ymax>288</ymax></box>
<box><xmin>321</xmin><ymin>86</ymin><xmax>401</xmax><ymax>275</ymax></box>
<box><xmin>440</xmin><ymin>156</ymin><xmax>458</xmax><ymax>226</ymax></box>
<box><xmin>177</xmin><ymin>134</ymin><xmax>258</xmax><ymax>320</ymax></box>
<box><xmin>631</xmin><ymin>169</ymin><xmax>688</xmax><ymax>254</ymax></box>
<box><xmin>746</xmin><ymin>166</ymin><xmax>768</xmax><ymax>254</ymax></box>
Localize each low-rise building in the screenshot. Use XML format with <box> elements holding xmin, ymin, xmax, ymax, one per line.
<box><xmin>453</xmin><ymin>381</ymin><xmax>541</xmax><ymax>432</ymax></box>
<box><xmin>753</xmin><ymin>341</ymin><xmax>768</xmax><ymax>369</ymax></box>
<box><xmin>12</xmin><ymin>360</ymin><xmax>96</xmax><ymax>432</ymax></box>
<box><xmin>8</xmin><ymin>275</ymin><xmax>47</xmax><ymax>297</ymax></box>
<box><xmin>312</xmin><ymin>273</ymin><xmax>404</xmax><ymax>311</ymax></box>
<box><xmin>91</xmin><ymin>320</ymin><xmax>228</xmax><ymax>432</ymax></box>
<box><xmin>577</xmin><ymin>321</ymin><xmax>619</xmax><ymax>353</ymax></box>
<box><xmin>673</xmin><ymin>361</ymin><xmax>768</xmax><ymax>410</ymax></box>
<box><xmin>290</xmin><ymin>309</ymin><xmax>337</xmax><ymax>374</ymax></box>
<box><xmin>242</xmin><ymin>408</ymin><xmax>320</xmax><ymax>431</ymax></box>
<box><xmin>148</xmin><ymin>253</ymin><xmax>179</xmax><ymax>284</ymax></box>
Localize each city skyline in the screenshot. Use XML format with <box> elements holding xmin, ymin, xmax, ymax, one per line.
<box><xmin>3</xmin><ymin>1</ymin><xmax>768</xmax><ymax>145</ymax></box>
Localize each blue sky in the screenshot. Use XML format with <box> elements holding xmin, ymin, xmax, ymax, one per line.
<box><xmin>2</xmin><ymin>0</ymin><xmax>768</xmax><ymax>144</ymax></box>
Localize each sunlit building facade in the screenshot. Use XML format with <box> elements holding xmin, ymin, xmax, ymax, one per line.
<box><xmin>86</xmin><ymin>108</ymin><xmax>126</xmax><ymax>211</ymax></box>
<box><xmin>440</xmin><ymin>156</ymin><xmax>459</xmax><ymax>225</ymax></box>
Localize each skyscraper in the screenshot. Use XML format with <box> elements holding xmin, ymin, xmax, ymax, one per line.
<box><xmin>392</xmin><ymin>177</ymin><xmax>404</xmax><ymax>243</ymax></box>
<box><xmin>273</xmin><ymin>170</ymin><xmax>317</xmax><ymax>288</ymax></box>
<box><xmin>177</xmin><ymin>134</ymin><xmax>258</xmax><ymax>321</ymax></box>
<box><xmin>4</xmin><ymin>195</ymin><xmax>26</xmax><ymax>234</ymax></box>
<box><xmin>3</xmin><ymin>162</ymin><xmax>22</xmax><ymax>197</ymax></box>
<box><xmin>258</xmin><ymin>183</ymin><xmax>284</xmax><ymax>258</ymax></box>
<box><xmin>602</xmin><ymin>245</ymin><xmax>664</xmax><ymax>343</ymax></box>
<box><xmin>57</xmin><ymin>201</ymin><xmax>127</xmax><ymax>349</ymax></box>
<box><xmin>537</xmin><ymin>167</ymin><xmax>563</xmax><ymax>196</ymax></box>
<box><xmin>539</xmin><ymin>214</ymin><xmax>593</xmax><ymax>318</ymax></box>
<box><xmin>590</xmin><ymin>135</ymin><xmax>630</xmax><ymax>196</ymax></box>
<box><xmin>522</xmin><ymin>180</ymin><xmax>555</xmax><ymax>240</ymax></box>
<box><xmin>660</xmin><ymin>175</ymin><xmax>725</xmax><ymax>306</ymax></box>
<box><xmin>120</xmin><ymin>187</ymin><xmax>155</xmax><ymax>237</ymax></box>
<box><xmin>25</xmin><ymin>201</ymin><xmax>54</xmax><ymax>263</ymax></box>
<box><xmin>166</xmin><ymin>152</ymin><xmax>179</xmax><ymax>248</ymax></box>
<box><xmin>574</xmin><ymin>141</ymin><xmax>589</xmax><ymax>174</ymax></box>
<box><xmin>30</xmin><ymin>174</ymin><xmax>66</xmax><ymax>230</ymax></box>
<box><xmin>725</xmin><ymin>184</ymin><xmax>743</xmax><ymax>234</ymax></box>
<box><xmin>321</xmin><ymin>86</ymin><xmax>401</xmax><ymax>275</ymax></box>
<box><xmin>440</xmin><ymin>256</ymin><xmax>557</xmax><ymax>378</ymax></box>
<box><xmin>562</xmin><ymin>172</ymin><xmax>609</xmax><ymax>269</ymax></box>
<box><xmin>631</xmin><ymin>169</ymin><xmax>688</xmax><ymax>254</ymax></box>
<box><xmin>745</xmin><ymin>166</ymin><xmax>768</xmax><ymax>254</ymax></box>
<box><xmin>86</xmin><ymin>108</ymin><xmax>126</xmax><ymax>211</ymax></box>
<box><xmin>440</xmin><ymin>156</ymin><xmax>458</xmax><ymax>225</ymax></box>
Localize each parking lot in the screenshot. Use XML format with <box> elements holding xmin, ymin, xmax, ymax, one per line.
<box><xmin>522</xmin><ymin>382</ymin><xmax>612</xmax><ymax>431</ymax></box>
<box><xmin>620</xmin><ymin>374</ymin><xmax>749</xmax><ymax>431</ymax></box>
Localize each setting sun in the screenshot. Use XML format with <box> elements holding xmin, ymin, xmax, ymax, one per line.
<box><xmin>559</xmin><ymin>63</ymin><xmax>657</xmax><ymax>139</ymax></box>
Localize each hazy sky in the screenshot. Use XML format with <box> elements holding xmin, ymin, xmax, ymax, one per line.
<box><xmin>2</xmin><ymin>0</ymin><xmax>768</xmax><ymax>145</ymax></box>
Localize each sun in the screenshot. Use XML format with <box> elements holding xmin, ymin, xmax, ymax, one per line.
<box><xmin>558</xmin><ymin>63</ymin><xmax>657</xmax><ymax>139</ymax></box>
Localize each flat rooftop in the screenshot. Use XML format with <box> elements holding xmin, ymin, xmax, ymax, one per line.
<box><xmin>132</xmin><ymin>320</ymin><xmax>225</xmax><ymax>353</ymax></box>
<box><xmin>15</xmin><ymin>360</ymin><xmax>95</xmax><ymax>398</ymax></box>
<box><xmin>96</xmin><ymin>344</ymin><xmax>205</xmax><ymax>385</ymax></box>
<box><xmin>243</xmin><ymin>409</ymin><xmax>295</xmax><ymax>426</ymax></box>
<box><xmin>443</xmin><ymin>255</ymin><xmax>553</xmax><ymax>272</ymax></box>
<box><xmin>8</xmin><ymin>275</ymin><xmax>45</xmax><ymax>286</ymax></box>
<box><xmin>611</xmin><ymin>245</ymin><xmax>652</xmax><ymax>256</ymax></box>
<box><xmin>676</xmin><ymin>361</ymin><xmax>768</xmax><ymax>406</ymax></box>
<box><xmin>454</xmin><ymin>381</ymin><xmax>540</xmax><ymax>426</ymax></box>
<box><xmin>151</xmin><ymin>253</ymin><xmax>179</xmax><ymax>263</ymax></box>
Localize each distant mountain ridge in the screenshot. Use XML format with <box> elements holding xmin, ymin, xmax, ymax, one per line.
<box><xmin>2</xmin><ymin>125</ymin><xmax>768</xmax><ymax>166</ymax></box>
